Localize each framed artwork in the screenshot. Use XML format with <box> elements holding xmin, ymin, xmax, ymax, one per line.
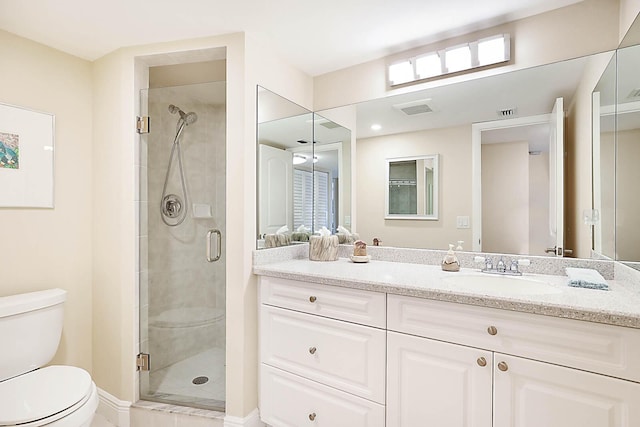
<box><xmin>0</xmin><ymin>102</ymin><xmax>55</xmax><ymax>208</ymax></box>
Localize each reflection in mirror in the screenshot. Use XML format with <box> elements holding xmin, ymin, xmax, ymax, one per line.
<box><xmin>593</xmin><ymin>12</ymin><xmax>640</xmax><ymax>269</ymax></box>
<box><xmin>256</xmin><ymin>86</ymin><xmax>313</xmax><ymax>249</ymax></box>
<box><xmin>593</xmin><ymin>54</ymin><xmax>616</xmax><ymax>259</ymax></box>
<box><xmin>385</xmin><ymin>155</ymin><xmax>438</xmax><ymax>219</ymax></box>
<box><xmin>256</xmin><ymin>88</ymin><xmax>354</xmax><ymax>249</ymax></box>
<box><xmin>614</xmin><ymin>43</ymin><xmax>640</xmax><ymax>265</ymax></box>
<box><xmin>319</xmin><ymin>52</ymin><xmax>611</xmax><ymax>254</ymax></box>
<box><xmin>312</xmin><ymin>114</ymin><xmax>352</xmax><ymax>233</ymax></box>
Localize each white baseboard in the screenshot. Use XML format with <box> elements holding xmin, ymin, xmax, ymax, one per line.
<box><xmin>97</xmin><ymin>387</ymin><xmax>131</xmax><ymax>427</ymax></box>
<box><xmin>224</xmin><ymin>408</ymin><xmax>265</xmax><ymax>427</ymax></box>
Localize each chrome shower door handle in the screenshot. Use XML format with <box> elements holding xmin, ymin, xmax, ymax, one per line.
<box><xmin>206</xmin><ymin>229</ymin><xmax>222</xmax><ymax>262</ymax></box>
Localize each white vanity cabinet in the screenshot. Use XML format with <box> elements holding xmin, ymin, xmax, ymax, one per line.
<box><xmin>387</xmin><ymin>294</ymin><xmax>640</xmax><ymax>427</ymax></box>
<box><xmin>259</xmin><ymin>276</ymin><xmax>386</xmax><ymax>427</ymax></box>
<box><xmin>257</xmin><ymin>274</ymin><xmax>640</xmax><ymax>427</ymax></box>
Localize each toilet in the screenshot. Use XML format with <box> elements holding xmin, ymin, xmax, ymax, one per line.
<box><xmin>0</xmin><ymin>288</ymin><xmax>98</xmax><ymax>426</ymax></box>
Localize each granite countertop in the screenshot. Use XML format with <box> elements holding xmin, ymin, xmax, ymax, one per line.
<box><xmin>253</xmin><ymin>257</ymin><xmax>640</xmax><ymax>329</ymax></box>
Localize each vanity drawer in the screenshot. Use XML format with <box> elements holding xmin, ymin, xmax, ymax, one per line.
<box><xmin>260</xmin><ymin>276</ymin><xmax>386</xmax><ymax>328</ymax></box>
<box><xmin>388</xmin><ymin>295</ymin><xmax>640</xmax><ymax>382</ymax></box>
<box><xmin>260</xmin><ymin>364</ymin><xmax>385</xmax><ymax>427</ymax></box>
<box><xmin>261</xmin><ymin>305</ymin><xmax>386</xmax><ymax>403</ymax></box>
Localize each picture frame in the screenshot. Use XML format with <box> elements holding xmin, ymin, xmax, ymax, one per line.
<box><xmin>0</xmin><ymin>102</ymin><xmax>55</xmax><ymax>208</ymax></box>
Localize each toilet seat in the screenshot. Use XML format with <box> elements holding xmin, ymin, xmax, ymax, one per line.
<box><xmin>0</xmin><ymin>365</ymin><xmax>94</xmax><ymax>426</ymax></box>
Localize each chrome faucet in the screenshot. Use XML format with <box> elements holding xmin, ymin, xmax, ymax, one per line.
<box><xmin>475</xmin><ymin>256</ymin><xmax>530</xmax><ymax>276</ymax></box>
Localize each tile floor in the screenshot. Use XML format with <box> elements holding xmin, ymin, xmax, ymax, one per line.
<box><xmin>91</xmin><ymin>413</ymin><xmax>115</xmax><ymax>427</ymax></box>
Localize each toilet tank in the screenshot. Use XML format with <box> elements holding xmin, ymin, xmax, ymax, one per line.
<box><xmin>0</xmin><ymin>288</ymin><xmax>66</xmax><ymax>382</ymax></box>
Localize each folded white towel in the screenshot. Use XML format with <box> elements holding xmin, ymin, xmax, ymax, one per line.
<box><xmin>566</xmin><ymin>267</ymin><xmax>609</xmax><ymax>291</ymax></box>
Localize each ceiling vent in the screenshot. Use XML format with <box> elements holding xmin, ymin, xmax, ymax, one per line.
<box><xmin>392</xmin><ymin>99</ymin><xmax>435</xmax><ymax>116</ymax></box>
<box><xmin>626</xmin><ymin>88</ymin><xmax>640</xmax><ymax>99</ymax></box>
<box><xmin>319</xmin><ymin>121</ymin><xmax>342</xmax><ymax>129</ymax></box>
<box><xmin>497</xmin><ymin>107</ymin><xmax>518</xmax><ymax>118</ymax></box>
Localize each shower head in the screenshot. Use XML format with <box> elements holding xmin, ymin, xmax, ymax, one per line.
<box><xmin>183</xmin><ymin>111</ymin><xmax>198</xmax><ymax>125</ymax></box>
<box><xmin>168</xmin><ymin>104</ymin><xmax>198</xmax><ymax>125</ymax></box>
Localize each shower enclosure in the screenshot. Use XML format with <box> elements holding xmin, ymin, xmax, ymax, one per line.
<box><xmin>139</xmin><ymin>80</ymin><xmax>226</xmax><ymax>410</ymax></box>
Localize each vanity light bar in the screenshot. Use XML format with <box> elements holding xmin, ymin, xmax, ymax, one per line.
<box><xmin>388</xmin><ymin>34</ymin><xmax>511</xmax><ymax>87</ymax></box>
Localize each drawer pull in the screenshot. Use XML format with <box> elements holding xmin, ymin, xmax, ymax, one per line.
<box><xmin>487</xmin><ymin>326</ymin><xmax>498</xmax><ymax>336</ymax></box>
<box><xmin>309</xmin><ymin>296</ymin><xmax>317</xmax><ymax>303</ymax></box>
<box><xmin>309</xmin><ymin>346</ymin><xmax>317</xmax><ymax>355</ymax></box>
<box><xmin>309</xmin><ymin>412</ymin><xmax>316</xmax><ymax>421</ymax></box>
<box><xmin>477</xmin><ymin>357</ymin><xmax>487</xmax><ymax>367</ymax></box>
<box><xmin>498</xmin><ymin>361</ymin><xmax>509</xmax><ymax>372</ymax></box>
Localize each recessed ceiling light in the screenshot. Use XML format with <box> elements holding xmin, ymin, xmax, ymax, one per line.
<box><xmin>371</xmin><ymin>124</ymin><xmax>382</xmax><ymax>131</ymax></box>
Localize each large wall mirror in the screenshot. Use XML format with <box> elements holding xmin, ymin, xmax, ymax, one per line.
<box><xmin>256</xmin><ymin>48</ymin><xmax>627</xmax><ymax>258</ymax></box>
<box><xmin>318</xmin><ymin>51</ymin><xmax>612</xmax><ymax>256</ymax></box>
<box><xmin>593</xmin><ymin>13</ymin><xmax>640</xmax><ymax>269</ymax></box>
<box><xmin>256</xmin><ymin>87</ymin><xmax>353</xmax><ymax>249</ymax></box>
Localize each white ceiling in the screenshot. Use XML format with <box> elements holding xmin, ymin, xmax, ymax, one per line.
<box><xmin>0</xmin><ymin>0</ymin><xmax>582</xmax><ymax>76</ymax></box>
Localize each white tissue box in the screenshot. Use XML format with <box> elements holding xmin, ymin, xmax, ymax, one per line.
<box><xmin>309</xmin><ymin>236</ymin><xmax>339</xmax><ymax>261</ymax></box>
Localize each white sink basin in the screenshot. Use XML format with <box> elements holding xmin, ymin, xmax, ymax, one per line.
<box><xmin>442</xmin><ymin>274</ymin><xmax>562</xmax><ymax>295</ymax></box>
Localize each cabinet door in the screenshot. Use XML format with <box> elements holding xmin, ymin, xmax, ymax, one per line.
<box><xmin>494</xmin><ymin>353</ymin><xmax>640</xmax><ymax>427</ymax></box>
<box><xmin>387</xmin><ymin>331</ymin><xmax>493</xmax><ymax>427</ymax></box>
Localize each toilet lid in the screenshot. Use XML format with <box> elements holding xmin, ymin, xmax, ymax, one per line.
<box><xmin>0</xmin><ymin>365</ymin><xmax>93</xmax><ymax>426</ymax></box>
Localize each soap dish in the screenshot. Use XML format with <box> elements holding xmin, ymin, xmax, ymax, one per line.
<box><xmin>350</xmin><ymin>255</ymin><xmax>371</xmax><ymax>263</ymax></box>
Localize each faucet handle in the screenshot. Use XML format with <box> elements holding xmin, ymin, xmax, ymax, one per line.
<box><xmin>485</xmin><ymin>257</ymin><xmax>493</xmax><ymax>270</ymax></box>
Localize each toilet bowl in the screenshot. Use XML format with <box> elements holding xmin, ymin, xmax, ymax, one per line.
<box><xmin>0</xmin><ymin>289</ymin><xmax>98</xmax><ymax>427</ymax></box>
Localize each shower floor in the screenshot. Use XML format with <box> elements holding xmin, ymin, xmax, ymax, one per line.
<box><xmin>147</xmin><ymin>347</ymin><xmax>225</xmax><ymax>410</ymax></box>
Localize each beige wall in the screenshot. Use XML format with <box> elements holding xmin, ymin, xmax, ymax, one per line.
<box><xmin>482</xmin><ymin>142</ymin><xmax>530</xmax><ymax>254</ymax></box>
<box><xmin>314</xmin><ymin>0</ymin><xmax>620</xmax><ymax>110</ymax></box>
<box><xmin>598</xmin><ymin>131</ymin><xmax>616</xmax><ymax>257</ymax></box>
<box><xmin>0</xmin><ymin>30</ymin><xmax>93</xmax><ymax>371</ymax></box>
<box><xmin>529</xmin><ymin>152</ymin><xmax>551</xmax><ymax>256</ymax></box>
<box><xmin>620</xmin><ymin>0</ymin><xmax>640</xmax><ymax>41</ymax></box>
<box><xmin>356</xmin><ymin>125</ymin><xmax>472</xmax><ymax>249</ymax></box>
<box><xmin>616</xmin><ymin>127</ymin><xmax>640</xmax><ymax>261</ymax></box>
<box><xmin>92</xmin><ymin>31</ymin><xmax>313</xmax><ymax>418</ymax></box>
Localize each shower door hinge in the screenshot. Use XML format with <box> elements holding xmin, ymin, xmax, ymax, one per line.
<box><xmin>136</xmin><ymin>353</ymin><xmax>150</xmax><ymax>371</ymax></box>
<box><xmin>136</xmin><ymin>116</ymin><xmax>149</xmax><ymax>134</ymax></box>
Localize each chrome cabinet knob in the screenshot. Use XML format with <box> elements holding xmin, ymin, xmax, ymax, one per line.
<box><xmin>498</xmin><ymin>361</ymin><xmax>509</xmax><ymax>372</ymax></box>
<box><xmin>309</xmin><ymin>296</ymin><xmax>317</xmax><ymax>303</ymax></box>
<box><xmin>487</xmin><ymin>326</ymin><xmax>498</xmax><ymax>336</ymax></box>
<box><xmin>477</xmin><ymin>357</ymin><xmax>487</xmax><ymax>367</ymax></box>
<box><xmin>309</xmin><ymin>346</ymin><xmax>317</xmax><ymax>355</ymax></box>
<box><xmin>309</xmin><ymin>412</ymin><xmax>316</xmax><ymax>421</ymax></box>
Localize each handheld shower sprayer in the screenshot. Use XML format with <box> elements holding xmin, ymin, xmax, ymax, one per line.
<box><xmin>161</xmin><ymin>103</ymin><xmax>198</xmax><ymax>227</ymax></box>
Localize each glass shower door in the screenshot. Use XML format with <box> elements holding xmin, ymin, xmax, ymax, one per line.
<box><xmin>138</xmin><ymin>81</ymin><xmax>226</xmax><ymax>410</ymax></box>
